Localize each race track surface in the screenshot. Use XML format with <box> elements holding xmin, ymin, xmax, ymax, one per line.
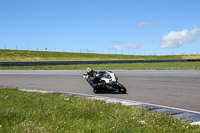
<box><xmin>0</xmin><ymin>70</ymin><xmax>200</xmax><ymax>112</ymax></box>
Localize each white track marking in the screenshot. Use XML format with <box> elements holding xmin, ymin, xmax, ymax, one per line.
<box><xmin>190</xmin><ymin>121</ymin><xmax>200</xmax><ymax>126</ymax></box>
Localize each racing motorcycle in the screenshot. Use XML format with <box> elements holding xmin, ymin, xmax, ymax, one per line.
<box><xmin>83</xmin><ymin>70</ymin><xmax>127</xmax><ymax>94</ymax></box>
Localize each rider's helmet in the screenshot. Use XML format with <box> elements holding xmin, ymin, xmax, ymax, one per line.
<box><xmin>86</xmin><ymin>68</ymin><xmax>92</xmax><ymax>74</ymax></box>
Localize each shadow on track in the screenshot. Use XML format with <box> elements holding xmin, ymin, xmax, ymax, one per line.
<box><xmin>94</xmin><ymin>90</ymin><xmax>128</xmax><ymax>95</ymax></box>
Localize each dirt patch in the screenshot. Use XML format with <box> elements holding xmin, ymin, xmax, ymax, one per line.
<box><xmin>182</xmin><ymin>55</ymin><xmax>200</xmax><ymax>59</ymax></box>
<box><xmin>24</xmin><ymin>57</ymin><xmax>43</xmax><ymax>61</ymax></box>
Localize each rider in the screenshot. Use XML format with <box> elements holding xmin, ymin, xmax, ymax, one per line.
<box><xmin>86</xmin><ymin>68</ymin><xmax>103</xmax><ymax>93</ymax></box>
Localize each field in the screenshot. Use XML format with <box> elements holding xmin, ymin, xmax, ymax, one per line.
<box><xmin>1</xmin><ymin>49</ymin><xmax>199</xmax><ymax>62</ymax></box>
<box><xmin>0</xmin><ymin>88</ymin><xmax>199</xmax><ymax>132</ymax></box>
<box><xmin>0</xmin><ymin>49</ymin><xmax>200</xmax><ymax>70</ymax></box>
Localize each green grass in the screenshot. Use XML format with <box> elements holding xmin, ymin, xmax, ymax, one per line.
<box><xmin>0</xmin><ymin>49</ymin><xmax>190</xmax><ymax>62</ymax></box>
<box><xmin>0</xmin><ymin>62</ymin><xmax>200</xmax><ymax>70</ymax></box>
<box><xmin>0</xmin><ymin>88</ymin><xmax>199</xmax><ymax>132</ymax></box>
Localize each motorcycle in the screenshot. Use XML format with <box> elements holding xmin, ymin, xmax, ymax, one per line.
<box><xmin>83</xmin><ymin>70</ymin><xmax>127</xmax><ymax>94</ymax></box>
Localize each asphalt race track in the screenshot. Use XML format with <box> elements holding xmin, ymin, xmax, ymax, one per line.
<box><xmin>0</xmin><ymin>70</ymin><xmax>200</xmax><ymax>112</ymax></box>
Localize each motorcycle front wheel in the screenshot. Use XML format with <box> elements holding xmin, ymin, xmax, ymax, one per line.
<box><xmin>116</xmin><ymin>83</ymin><xmax>127</xmax><ymax>94</ymax></box>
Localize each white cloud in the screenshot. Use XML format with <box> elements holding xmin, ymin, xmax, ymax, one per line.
<box><xmin>159</xmin><ymin>27</ymin><xmax>200</xmax><ymax>48</ymax></box>
<box><xmin>138</xmin><ymin>21</ymin><xmax>157</xmax><ymax>27</ymax></box>
<box><xmin>108</xmin><ymin>45</ymin><xmax>123</xmax><ymax>51</ymax></box>
<box><xmin>126</xmin><ymin>43</ymin><xmax>141</xmax><ymax>50</ymax></box>
<box><xmin>110</xmin><ymin>41</ymin><xmax>123</xmax><ymax>44</ymax></box>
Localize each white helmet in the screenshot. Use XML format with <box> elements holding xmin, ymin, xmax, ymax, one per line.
<box><xmin>86</xmin><ymin>68</ymin><xmax>92</xmax><ymax>73</ymax></box>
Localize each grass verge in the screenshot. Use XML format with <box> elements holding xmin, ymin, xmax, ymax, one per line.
<box><xmin>0</xmin><ymin>88</ymin><xmax>200</xmax><ymax>132</ymax></box>
<box><xmin>0</xmin><ymin>62</ymin><xmax>200</xmax><ymax>70</ymax></box>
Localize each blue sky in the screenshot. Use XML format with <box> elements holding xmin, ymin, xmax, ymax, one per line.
<box><xmin>0</xmin><ymin>0</ymin><xmax>200</xmax><ymax>55</ymax></box>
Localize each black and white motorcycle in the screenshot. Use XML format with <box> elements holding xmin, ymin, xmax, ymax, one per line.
<box><xmin>83</xmin><ymin>70</ymin><xmax>127</xmax><ymax>94</ymax></box>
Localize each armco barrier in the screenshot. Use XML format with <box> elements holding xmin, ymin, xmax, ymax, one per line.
<box><xmin>188</xmin><ymin>59</ymin><xmax>200</xmax><ymax>62</ymax></box>
<box><xmin>0</xmin><ymin>59</ymin><xmax>198</xmax><ymax>66</ymax></box>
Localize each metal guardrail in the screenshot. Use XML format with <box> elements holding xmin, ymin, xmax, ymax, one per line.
<box><xmin>0</xmin><ymin>59</ymin><xmax>199</xmax><ymax>66</ymax></box>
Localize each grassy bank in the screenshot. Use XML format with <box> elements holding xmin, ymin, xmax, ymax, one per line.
<box><xmin>0</xmin><ymin>62</ymin><xmax>200</xmax><ymax>70</ymax></box>
<box><xmin>1</xmin><ymin>49</ymin><xmax>200</xmax><ymax>70</ymax></box>
<box><xmin>1</xmin><ymin>49</ymin><xmax>199</xmax><ymax>62</ymax></box>
<box><xmin>0</xmin><ymin>88</ymin><xmax>199</xmax><ymax>132</ymax></box>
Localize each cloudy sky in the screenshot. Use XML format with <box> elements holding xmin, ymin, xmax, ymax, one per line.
<box><xmin>0</xmin><ymin>0</ymin><xmax>200</xmax><ymax>55</ymax></box>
